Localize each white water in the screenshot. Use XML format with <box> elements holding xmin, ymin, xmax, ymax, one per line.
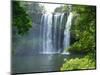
<box><xmin>63</xmin><ymin>12</ymin><xmax>73</xmax><ymax>52</ymax></box>
<box><xmin>58</xmin><ymin>13</ymin><xmax>64</xmax><ymax>53</ymax></box>
<box><xmin>53</xmin><ymin>13</ymin><xmax>61</xmax><ymax>53</ymax></box>
<box><xmin>40</xmin><ymin>12</ymin><xmax>73</xmax><ymax>54</ymax></box>
<box><xmin>42</xmin><ymin>13</ymin><xmax>53</xmax><ymax>54</ymax></box>
<box><xmin>46</xmin><ymin>14</ymin><xmax>53</xmax><ymax>53</ymax></box>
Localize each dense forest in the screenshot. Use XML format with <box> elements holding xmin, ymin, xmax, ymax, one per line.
<box><xmin>59</xmin><ymin>5</ymin><xmax>96</xmax><ymax>70</ymax></box>
<box><xmin>54</xmin><ymin>4</ymin><xmax>96</xmax><ymax>70</ymax></box>
<box><xmin>12</xmin><ymin>1</ymin><xmax>96</xmax><ymax>72</ymax></box>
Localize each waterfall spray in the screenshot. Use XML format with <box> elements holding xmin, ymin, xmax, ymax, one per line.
<box><xmin>63</xmin><ymin>12</ymin><xmax>73</xmax><ymax>53</ymax></box>
<box><xmin>40</xmin><ymin>11</ymin><xmax>73</xmax><ymax>54</ymax></box>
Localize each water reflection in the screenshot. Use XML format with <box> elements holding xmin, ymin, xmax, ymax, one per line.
<box><xmin>12</xmin><ymin>54</ymin><xmax>67</xmax><ymax>73</ymax></box>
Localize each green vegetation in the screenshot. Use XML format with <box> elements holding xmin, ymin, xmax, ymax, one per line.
<box><xmin>61</xmin><ymin>54</ymin><xmax>96</xmax><ymax>71</ymax></box>
<box><xmin>12</xmin><ymin>1</ymin><xmax>45</xmax><ymax>35</ymax></box>
<box><xmin>68</xmin><ymin>5</ymin><xmax>96</xmax><ymax>53</ymax></box>
<box><xmin>60</xmin><ymin>5</ymin><xmax>96</xmax><ymax>71</ymax></box>
<box><xmin>54</xmin><ymin>5</ymin><xmax>69</xmax><ymax>13</ymax></box>
<box><xmin>12</xmin><ymin>1</ymin><xmax>45</xmax><ymax>55</ymax></box>
<box><xmin>12</xmin><ymin>1</ymin><xmax>32</xmax><ymax>35</ymax></box>
<box><xmin>20</xmin><ymin>1</ymin><xmax>45</xmax><ymax>22</ymax></box>
<box><xmin>12</xmin><ymin>1</ymin><xmax>96</xmax><ymax>71</ymax></box>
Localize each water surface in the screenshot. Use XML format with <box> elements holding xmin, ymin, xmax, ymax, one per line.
<box><xmin>12</xmin><ymin>54</ymin><xmax>67</xmax><ymax>74</ymax></box>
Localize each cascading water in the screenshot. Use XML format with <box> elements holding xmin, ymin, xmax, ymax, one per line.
<box><xmin>53</xmin><ymin>13</ymin><xmax>61</xmax><ymax>53</ymax></box>
<box><xmin>58</xmin><ymin>13</ymin><xmax>64</xmax><ymax>53</ymax></box>
<box><xmin>63</xmin><ymin>12</ymin><xmax>73</xmax><ymax>53</ymax></box>
<box><xmin>41</xmin><ymin>13</ymin><xmax>53</xmax><ymax>54</ymax></box>
<box><xmin>40</xmin><ymin>12</ymin><xmax>73</xmax><ymax>54</ymax></box>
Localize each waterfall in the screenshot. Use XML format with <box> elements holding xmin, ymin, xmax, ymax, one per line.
<box><xmin>45</xmin><ymin>14</ymin><xmax>53</xmax><ymax>53</ymax></box>
<box><xmin>40</xmin><ymin>12</ymin><xmax>73</xmax><ymax>54</ymax></box>
<box><xmin>58</xmin><ymin>13</ymin><xmax>64</xmax><ymax>52</ymax></box>
<box><xmin>42</xmin><ymin>13</ymin><xmax>53</xmax><ymax>54</ymax></box>
<box><xmin>63</xmin><ymin>12</ymin><xmax>73</xmax><ymax>53</ymax></box>
<box><xmin>53</xmin><ymin>13</ymin><xmax>61</xmax><ymax>53</ymax></box>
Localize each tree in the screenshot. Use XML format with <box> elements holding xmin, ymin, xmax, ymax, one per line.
<box><xmin>12</xmin><ymin>1</ymin><xmax>32</xmax><ymax>35</ymax></box>
<box><xmin>61</xmin><ymin>5</ymin><xmax>96</xmax><ymax>71</ymax></box>
<box><xmin>20</xmin><ymin>1</ymin><xmax>45</xmax><ymax>23</ymax></box>
<box><xmin>54</xmin><ymin>5</ymin><xmax>68</xmax><ymax>13</ymax></box>
<box><xmin>12</xmin><ymin>1</ymin><xmax>45</xmax><ymax>55</ymax></box>
<box><xmin>68</xmin><ymin>5</ymin><xmax>96</xmax><ymax>54</ymax></box>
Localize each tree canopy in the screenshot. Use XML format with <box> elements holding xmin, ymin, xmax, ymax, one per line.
<box><xmin>59</xmin><ymin>5</ymin><xmax>96</xmax><ymax>71</ymax></box>
<box><xmin>12</xmin><ymin>1</ymin><xmax>32</xmax><ymax>35</ymax></box>
<box><xmin>68</xmin><ymin>5</ymin><xmax>96</xmax><ymax>54</ymax></box>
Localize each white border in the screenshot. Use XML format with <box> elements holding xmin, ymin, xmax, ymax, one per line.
<box><xmin>0</xmin><ymin>0</ymin><xmax>10</xmax><ymax>75</ymax></box>
<box><xmin>0</xmin><ymin>0</ymin><xmax>100</xmax><ymax>75</ymax></box>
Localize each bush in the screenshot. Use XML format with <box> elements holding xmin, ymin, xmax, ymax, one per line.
<box><xmin>60</xmin><ymin>54</ymin><xmax>96</xmax><ymax>71</ymax></box>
